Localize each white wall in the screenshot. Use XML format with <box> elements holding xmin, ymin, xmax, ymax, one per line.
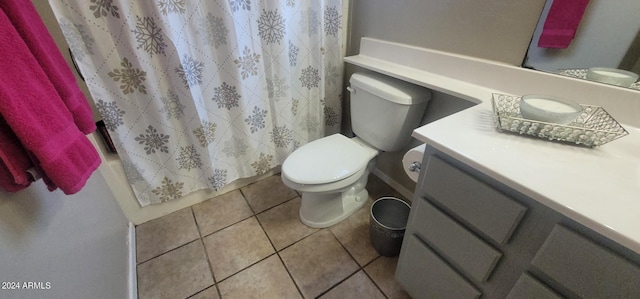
<box><xmin>0</xmin><ymin>170</ymin><xmax>130</xmax><ymax>299</ymax></box>
<box><xmin>346</xmin><ymin>0</ymin><xmax>546</xmax><ymax>194</ymax></box>
<box><xmin>347</xmin><ymin>0</ymin><xmax>547</xmax><ymax>65</ymax></box>
<box><xmin>0</xmin><ymin>2</ymin><xmax>131</xmax><ymax>298</ymax></box>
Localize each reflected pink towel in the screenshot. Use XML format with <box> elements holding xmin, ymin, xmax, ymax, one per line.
<box><xmin>0</xmin><ymin>2</ymin><xmax>100</xmax><ymax>194</ymax></box>
<box><xmin>538</xmin><ymin>0</ymin><xmax>590</xmax><ymax>49</ymax></box>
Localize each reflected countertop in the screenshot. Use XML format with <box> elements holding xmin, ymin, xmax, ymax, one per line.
<box><xmin>557</xmin><ymin>68</ymin><xmax>640</xmax><ymax>91</ymax></box>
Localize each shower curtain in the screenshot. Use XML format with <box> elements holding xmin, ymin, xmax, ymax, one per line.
<box><xmin>49</xmin><ymin>0</ymin><xmax>344</xmax><ymax>206</ymax></box>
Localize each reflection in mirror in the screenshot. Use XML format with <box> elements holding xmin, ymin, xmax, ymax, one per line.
<box><xmin>523</xmin><ymin>0</ymin><xmax>640</xmax><ymax>90</ymax></box>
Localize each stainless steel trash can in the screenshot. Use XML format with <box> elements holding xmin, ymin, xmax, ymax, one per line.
<box><xmin>370</xmin><ymin>197</ymin><xmax>411</xmax><ymax>257</ymax></box>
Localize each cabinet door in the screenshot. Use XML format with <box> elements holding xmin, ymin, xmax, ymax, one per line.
<box><xmin>423</xmin><ymin>156</ymin><xmax>527</xmax><ymax>245</ymax></box>
<box><xmin>531</xmin><ymin>225</ymin><xmax>640</xmax><ymax>298</ymax></box>
<box><xmin>506</xmin><ymin>274</ymin><xmax>563</xmax><ymax>299</ymax></box>
<box><xmin>397</xmin><ymin>235</ymin><xmax>481</xmax><ymax>299</ymax></box>
<box><xmin>411</xmin><ymin>197</ymin><xmax>502</xmax><ymax>282</ymax></box>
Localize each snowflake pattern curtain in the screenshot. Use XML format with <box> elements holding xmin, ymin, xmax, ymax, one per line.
<box><xmin>49</xmin><ymin>0</ymin><xmax>343</xmax><ymax>206</ymax></box>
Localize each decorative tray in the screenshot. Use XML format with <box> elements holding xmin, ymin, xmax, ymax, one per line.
<box><xmin>491</xmin><ymin>93</ymin><xmax>628</xmax><ymax>147</ymax></box>
<box><xmin>557</xmin><ymin>68</ymin><xmax>640</xmax><ymax>90</ymax></box>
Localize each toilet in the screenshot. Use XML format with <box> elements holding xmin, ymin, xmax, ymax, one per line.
<box><xmin>281</xmin><ymin>72</ymin><xmax>431</xmax><ymax>228</ymax></box>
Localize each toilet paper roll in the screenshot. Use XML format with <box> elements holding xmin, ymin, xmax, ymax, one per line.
<box><xmin>402</xmin><ymin>144</ymin><xmax>426</xmax><ymax>182</ymax></box>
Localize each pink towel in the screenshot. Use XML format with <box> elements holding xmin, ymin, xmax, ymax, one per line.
<box><xmin>538</xmin><ymin>0</ymin><xmax>590</xmax><ymax>49</ymax></box>
<box><xmin>0</xmin><ymin>3</ymin><xmax>100</xmax><ymax>194</ymax></box>
<box><xmin>0</xmin><ymin>0</ymin><xmax>95</xmax><ymax>134</ymax></box>
<box><xmin>0</xmin><ymin>116</ymin><xmax>33</xmax><ymax>192</ymax></box>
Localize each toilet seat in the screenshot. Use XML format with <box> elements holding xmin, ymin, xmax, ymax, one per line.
<box><xmin>282</xmin><ymin>134</ymin><xmax>378</xmax><ymax>185</ymax></box>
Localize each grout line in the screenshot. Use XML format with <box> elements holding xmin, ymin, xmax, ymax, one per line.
<box><xmin>194</xmin><ymin>239</ymin><xmax>220</xmax><ymax>299</ymax></box>
<box><xmin>275</xmin><ymin>251</ymin><xmax>305</xmax><ymax>298</ymax></box>
<box><xmin>251</xmin><ymin>195</ymin><xmax>299</xmax><ymax>218</ymax></box>
<box><xmin>361</xmin><ymin>255</ymin><xmax>381</xmax><ymax>269</ymax></box>
<box><xmin>315</xmin><ymin>268</ymin><xmax>361</xmax><ymax>298</ymax></box>
<box><xmin>237</xmin><ymin>187</ymin><xmax>257</xmax><ymax>215</ymax></box>
<box><xmin>213</xmin><ymin>252</ymin><xmax>278</xmax><ymax>285</ymax></box>
<box><xmin>253</xmin><ymin>210</ymin><xmax>279</xmax><ymax>253</ymax></box>
<box><xmin>135</xmin><ymin>236</ymin><xmax>201</xmax><ymax>265</ymax></box>
<box><xmin>328</xmin><ymin>227</ymin><xmax>362</xmax><ymax>265</ymax></box>
<box><xmin>186</xmin><ymin>286</ymin><xmax>214</xmax><ymax>299</ymax></box>
<box><xmin>199</xmin><ymin>188</ymin><xmax>296</xmax><ymax>286</ymax></box>
<box><xmin>135</xmin><ymin>208</ymin><xmax>202</xmax><ymax>265</ymax></box>
<box><xmin>190</xmin><ymin>206</ymin><xmax>204</xmax><ymax>239</ymax></box>
<box><xmin>137</xmin><ymin>173</ymin><xmax>403</xmax><ymax>298</ymax></box>
<box><xmin>315</xmin><ymin>229</ymin><xmax>370</xmax><ymax>297</ymax></box>
<box><xmin>198</xmin><ymin>214</ymin><xmax>254</xmax><ymax>239</ymax></box>
<box><xmin>327</xmin><ymin>226</ymin><xmax>392</xmax><ymax>299</ymax></box>
<box><xmin>238</xmin><ymin>175</ymin><xmax>299</xmax><ymax>216</ymax></box>
<box><xmin>275</xmin><ymin>228</ymin><xmax>321</xmax><ymax>252</ymax></box>
<box><xmin>246</xmin><ymin>199</ymin><xmax>305</xmax><ymax>298</ymax></box>
<box><xmin>361</xmin><ymin>256</ymin><xmax>391</xmax><ymax>299</ymax></box>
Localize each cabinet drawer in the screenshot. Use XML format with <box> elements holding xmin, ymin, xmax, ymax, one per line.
<box><xmin>423</xmin><ymin>156</ymin><xmax>527</xmax><ymax>245</ymax></box>
<box><xmin>411</xmin><ymin>197</ymin><xmax>502</xmax><ymax>282</ymax></box>
<box><xmin>397</xmin><ymin>235</ymin><xmax>481</xmax><ymax>299</ymax></box>
<box><xmin>506</xmin><ymin>274</ymin><xmax>562</xmax><ymax>299</ymax></box>
<box><xmin>531</xmin><ymin>225</ymin><xmax>640</xmax><ymax>298</ymax></box>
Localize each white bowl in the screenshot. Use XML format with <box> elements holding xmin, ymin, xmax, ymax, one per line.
<box><xmin>519</xmin><ymin>95</ymin><xmax>583</xmax><ymax>124</ymax></box>
<box><xmin>586</xmin><ymin>67</ymin><xmax>639</xmax><ymax>87</ymax></box>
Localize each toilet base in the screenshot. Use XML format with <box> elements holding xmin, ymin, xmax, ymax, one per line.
<box><xmin>299</xmin><ymin>188</ymin><xmax>368</xmax><ymax>228</ymax></box>
<box><xmin>298</xmin><ymin>163</ymin><xmax>373</xmax><ymax>228</ymax></box>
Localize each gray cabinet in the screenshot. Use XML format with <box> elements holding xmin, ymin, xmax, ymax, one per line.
<box><xmin>422</xmin><ymin>156</ymin><xmax>527</xmax><ymax>245</ymax></box>
<box><xmin>409</xmin><ymin>198</ymin><xmax>502</xmax><ymax>282</ymax></box>
<box><xmin>506</xmin><ymin>274</ymin><xmax>562</xmax><ymax>299</ymax></box>
<box><xmin>397</xmin><ymin>235</ymin><xmax>481</xmax><ymax>299</ymax></box>
<box><xmin>396</xmin><ymin>146</ymin><xmax>640</xmax><ymax>299</ymax></box>
<box><xmin>531</xmin><ymin>225</ymin><xmax>640</xmax><ymax>298</ymax></box>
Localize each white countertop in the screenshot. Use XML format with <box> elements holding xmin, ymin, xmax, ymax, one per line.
<box><xmin>346</xmin><ymin>38</ymin><xmax>640</xmax><ymax>254</ymax></box>
<box><xmin>413</xmin><ymin>96</ymin><xmax>640</xmax><ymax>254</ymax></box>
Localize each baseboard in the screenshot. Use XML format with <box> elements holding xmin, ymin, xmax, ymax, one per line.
<box><xmin>372</xmin><ymin>168</ymin><xmax>414</xmax><ymax>201</ymax></box>
<box><xmin>128</xmin><ymin>222</ymin><xmax>138</xmax><ymax>299</ymax></box>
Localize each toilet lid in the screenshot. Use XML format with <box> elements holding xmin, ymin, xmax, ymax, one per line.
<box><xmin>283</xmin><ymin>134</ymin><xmax>374</xmax><ymax>185</ymax></box>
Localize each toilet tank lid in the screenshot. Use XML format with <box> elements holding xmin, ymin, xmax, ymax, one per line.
<box><xmin>282</xmin><ymin>134</ymin><xmax>377</xmax><ymax>185</ymax></box>
<box><xmin>349</xmin><ymin>73</ymin><xmax>431</xmax><ymax>105</ymax></box>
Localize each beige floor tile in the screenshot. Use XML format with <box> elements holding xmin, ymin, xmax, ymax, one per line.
<box><xmin>364</xmin><ymin>256</ymin><xmax>411</xmax><ymax>299</ymax></box>
<box><xmin>330</xmin><ymin>199</ymin><xmax>379</xmax><ymax>266</ymax></box>
<box><xmin>280</xmin><ymin>230</ymin><xmax>359</xmax><ymax>298</ymax></box>
<box><xmin>256</xmin><ymin>197</ymin><xmax>318</xmax><ymax>250</ymax></box>
<box><xmin>137</xmin><ymin>240</ymin><xmax>214</xmax><ymax>299</ymax></box>
<box><xmin>188</xmin><ymin>286</ymin><xmax>219</xmax><ymax>299</ymax></box>
<box><xmin>320</xmin><ymin>270</ymin><xmax>385</xmax><ymax>299</ymax></box>
<box><xmin>241</xmin><ymin>174</ymin><xmax>298</xmax><ymax>213</ymax></box>
<box><xmin>218</xmin><ymin>255</ymin><xmax>301</xmax><ymax>299</ymax></box>
<box><xmin>202</xmin><ymin>217</ymin><xmax>275</xmax><ymax>280</ymax></box>
<box><xmin>136</xmin><ymin>207</ymin><xmax>200</xmax><ymax>263</ymax></box>
<box><xmin>193</xmin><ymin>190</ymin><xmax>253</xmax><ymax>236</ymax></box>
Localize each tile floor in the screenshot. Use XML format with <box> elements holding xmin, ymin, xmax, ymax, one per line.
<box><xmin>136</xmin><ymin>174</ymin><xmax>412</xmax><ymax>299</ymax></box>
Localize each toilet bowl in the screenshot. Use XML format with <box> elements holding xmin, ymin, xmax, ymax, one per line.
<box><xmin>282</xmin><ymin>72</ymin><xmax>431</xmax><ymax>228</ymax></box>
<box><xmin>282</xmin><ymin>134</ymin><xmax>379</xmax><ymax>228</ymax></box>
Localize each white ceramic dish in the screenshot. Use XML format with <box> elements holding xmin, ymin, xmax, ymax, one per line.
<box><xmin>586</xmin><ymin>67</ymin><xmax>639</xmax><ymax>87</ymax></box>
<box><xmin>519</xmin><ymin>95</ymin><xmax>583</xmax><ymax>125</ymax></box>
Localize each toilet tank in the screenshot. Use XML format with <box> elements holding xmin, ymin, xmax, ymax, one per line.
<box><xmin>349</xmin><ymin>72</ymin><xmax>431</xmax><ymax>152</ymax></box>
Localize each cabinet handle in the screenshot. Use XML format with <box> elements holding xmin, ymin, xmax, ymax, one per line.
<box><xmin>409</xmin><ymin>161</ymin><xmax>421</xmax><ymax>172</ymax></box>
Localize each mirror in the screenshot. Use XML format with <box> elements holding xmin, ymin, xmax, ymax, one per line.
<box><xmin>523</xmin><ymin>0</ymin><xmax>640</xmax><ymax>90</ymax></box>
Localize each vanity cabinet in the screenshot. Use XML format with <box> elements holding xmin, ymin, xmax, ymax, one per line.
<box><xmin>396</xmin><ymin>146</ymin><xmax>640</xmax><ymax>299</ymax></box>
